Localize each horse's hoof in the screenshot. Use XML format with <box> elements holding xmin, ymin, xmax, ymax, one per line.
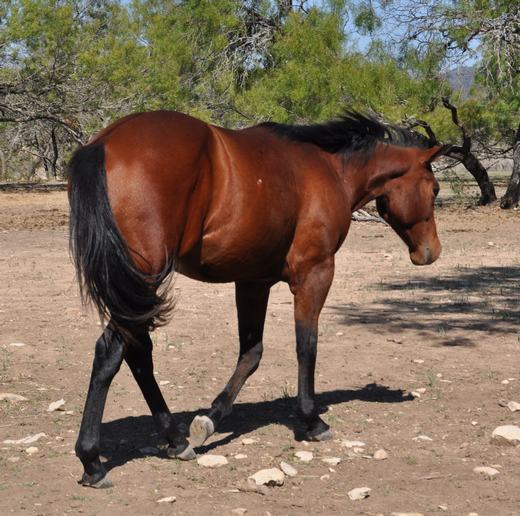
<box><xmin>167</xmin><ymin>443</ymin><xmax>196</xmax><ymax>461</ymax></box>
<box><xmin>306</xmin><ymin>427</ymin><xmax>333</xmax><ymax>442</ymax></box>
<box><xmin>189</xmin><ymin>415</ymin><xmax>214</xmax><ymax>448</ymax></box>
<box><xmin>79</xmin><ymin>475</ymin><xmax>113</xmax><ymax>489</ymax></box>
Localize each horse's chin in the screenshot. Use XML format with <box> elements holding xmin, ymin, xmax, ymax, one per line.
<box><xmin>409</xmin><ymin>243</ymin><xmax>441</xmax><ymax>266</ymax></box>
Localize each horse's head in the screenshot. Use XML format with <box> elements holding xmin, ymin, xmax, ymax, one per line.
<box><xmin>375</xmin><ymin>145</ymin><xmax>448</xmax><ymax>266</ymax></box>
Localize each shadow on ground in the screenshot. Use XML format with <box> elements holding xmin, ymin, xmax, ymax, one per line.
<box><xmin>328</xmin><ymin>266</ymin><xmax>520</xmax><ymax>347</ymax></box>
<box><xmin>99</xmin><ymin>383</ymin><xmax>412</xmax><ymax>474</ymax></box>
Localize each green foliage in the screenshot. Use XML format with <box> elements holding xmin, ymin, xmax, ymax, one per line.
<box><xmin>0</xmin><ymin>0</ymin><xmax>517</xmax><ymax>180</ymax></box>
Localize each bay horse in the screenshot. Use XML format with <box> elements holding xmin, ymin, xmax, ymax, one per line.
<box><xmin>68</xmin><ymin>110</ymin><xmax>448</xmax><ymax>487</ymax></box>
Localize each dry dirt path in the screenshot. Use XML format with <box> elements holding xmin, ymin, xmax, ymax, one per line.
<box><xmin>0</xmin><ymin>192</ymin><xmax>519</xmax><ymax>515</ymax></box>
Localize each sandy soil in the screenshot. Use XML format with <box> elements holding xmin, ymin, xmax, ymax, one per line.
<box><xmin>0</xmin><ymin>191</ymin><xmax>519</xmax><ymax>515</ymax></box>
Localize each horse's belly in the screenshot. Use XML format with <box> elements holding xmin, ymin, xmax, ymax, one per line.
<box><xmin>176</xmin><ymin>230</ymin><xmax>288</xmax><ymax>283</ymax></box>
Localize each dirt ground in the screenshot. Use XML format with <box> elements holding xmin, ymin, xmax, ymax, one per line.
<box><xmin>0</xmin><ymin>191</ymin><xmax>519</xmax><ymax>516</ymax></box>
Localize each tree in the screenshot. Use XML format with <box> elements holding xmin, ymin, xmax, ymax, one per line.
<box><xmin>355</xmin><ymin>0</ymin><xmax>520</xmax><ymax>206</ymax></box>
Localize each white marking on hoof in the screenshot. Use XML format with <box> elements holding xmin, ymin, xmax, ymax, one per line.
<box><xmin>189</xmin><ymin>415</ymin><xmax>214</xmax><ymax>448</ymax></box>
<box><xmin>309</xmin><ymin>429</ymin><xmax>333</xmax><ymax>442</ymax></box>
<box><xmin>90</xmin><ymin>476</ymin><xmax>113</xmax><ymax>489</ymax></box>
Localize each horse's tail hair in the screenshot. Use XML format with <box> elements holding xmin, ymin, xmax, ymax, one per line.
<box><xmin>68</xmin><ymin>143</ymin><xmax>174</xmax><ymax>332</ymax></box>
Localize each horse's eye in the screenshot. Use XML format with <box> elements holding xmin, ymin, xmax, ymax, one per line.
<box><xmin>433</xmin><ymin>185</ymin><xmax>440</xmax><ymax>197</ymax></box>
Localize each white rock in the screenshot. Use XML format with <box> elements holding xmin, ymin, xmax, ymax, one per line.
<box><xmin>438</xmin><ymin>505</ymin><xmax>448</xmax><ymax>512</ymax></box>
<box><xmin>411</xmin><ymin>391</ymin><xmax>421</xmax><ymax>398</ymax></box>
<box><xmin>473</xmin><ymin>466</ymin><xmax>499</xmax><ymax>478</ymax></box>
<box><xmin>197</xmin><ymin>454</ymin><xmax>228</xmax><ymax>468</ymax></box>
<box><xmin>391</xmin><ymin>513</ymin><xmax>424</xmax><ymax>516</ymax></box>
<box><xmin>280</xmin><ymin>461</ymin><xmax>297</xmax><ymax>477</ymax></box>
<box><xmin>416</xmin><ymin>388</ymin><xmax>426</xmax><ymax>394</ymax></box>
<box><xmin>491</xmin><ymin>425</ymin><xmax>520</xmax><ymax>446</ymax></box>
<box><xmin>373</xmin><ymin>449</ymin><xmax>388</xmax><ymax>460</ymax></box>
<box><xmin>347</xmin><ymin>487</ymin><xmax>371</xmax><ymax>500</ymax></box>
<box><xmin>413</xmin><ymin>434</ymin><xmax>433</xmax><ymax>442</ymax></box>
<box><xmin>341</xmin><ymin>440</ymin><xmax>366</xmax><ymax>448</ymax></box>
<box><xmin>507</xmin><ymin>401</ymin><xmax>520</xmax><ymax>412</ymax></box>
<box><xmin>0</xmin><ymin>393</ymin><xmax>28</xmax><ymax>402</ymax></box>
<box><xmin>4</xmin><ymin>432</ymin><xmax>46</xmax><ymax>445</ymax></box>
<box><xmin>25</xmin><ymin>446</ymin><xmax>38</xmax><ymax>454</ymax></box>
<box><xmin>468</xmin><ymin>513</ymin><xmax>479</xmax><ymax>516</ymax></box>
<box><xmin>320</xmin><ymin>474</ymin><xmax>330</xmax><ymax>481</ymax></box>
<box><xmin>157</xmin><ymin>496</ymin><xmax>176</xmax><ymax>503</ymax></box>
<box><xmin>501</xmin><ymin>379</ymin><xmax>510</xmax><ymax>385</ymax></box>
<box><xmin>249</xmin><ymin>468</ymin><xmax>284</xmax><ymax>487</ymax></box>
<box><xmin>234</xmin><ymin>453</ymin><xmax>248</xmax><ymax>460</ymax></box>
<box><xmin>47</xmin><ymin>399</ymin><xmax>66</xmax><ymax>412</ymax></box>
<box><xmin>241</xmin><ymin>438</ymin><xmax>257</xmax><ymax>445</ymax></box>
<box><xmin>9</xmin><ymin>342</ymin><xmax>25</xmax><ymax>347</ymax></box>
<box><xmin>413</xmin><ymin>359</ymin><xmax>424</xmax><ymax>364</ymax></box>
<box><xmin>294</xmin><ymin>450</ymin><xmax>313</xmax><ymax>462</ymax></box>
<box><xmin>159</xmin><ymin>380</ymin><xmax>170</xmax><ymax>386</ymax></box>
<box><xmin>322</xmin><ymin>457</ymin><xmax>341</xmax><ymax>466</ymax></box>
<box><xmin>231</xmin><ymin>509</ymin><xmax>247</xmax><ymax>516</ymax></box>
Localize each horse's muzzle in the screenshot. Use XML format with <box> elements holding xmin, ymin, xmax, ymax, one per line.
<box><xmin>409</xmin><ymin>241</ymin><xmax>441</xmax><ymax>266</ymax></box>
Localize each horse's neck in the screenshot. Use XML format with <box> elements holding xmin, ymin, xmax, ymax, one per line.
<box><xmin>338</xmin><ymin>144</ymin><xmax>412</xmax><ymax>212</ymax></box>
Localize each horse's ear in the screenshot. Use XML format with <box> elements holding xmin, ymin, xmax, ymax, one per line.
<box><xmin>421</xmin><ymin>144</ymin><xmax>452</xmax><ymax>164</ymax></box>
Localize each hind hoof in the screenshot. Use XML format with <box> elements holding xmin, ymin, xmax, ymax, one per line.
<box><xmin>189</xmin><ymin>415</ymin><xmax>215</xmax><ymax>448</ymax></box>
<box><xmin>167</xmin><ymin>443</ymin><xmax>196</xmax><ymax>461</ymax></box>
<box><xmin>79</xmin><ymin>474</ymin><xmax>113</xmax><ymax>489</ymax></box>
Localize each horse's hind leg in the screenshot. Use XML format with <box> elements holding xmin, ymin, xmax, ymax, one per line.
<box><xmin>76</xmin><ymin>322</ymin><xmax>125</xmax><ymax>488</ymax></box>
<box><xmin>125</xmin><ymin>331</ymin><xmax>194</xmax><ymax>460</ymax></box>
<box><xmin>189</xmin><ymin>282</ymin><xmax>270</xmax><ymax>447</ymax></box>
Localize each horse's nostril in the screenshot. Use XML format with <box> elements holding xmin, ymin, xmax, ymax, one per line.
<box><xmin>424</xmin><ymin>246</ymin><xmax>432</xmax><ymax>263</ymax></box>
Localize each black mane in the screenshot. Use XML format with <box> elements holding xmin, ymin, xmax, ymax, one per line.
<box><xmin>259</xmin><ymin>111</ymin><xmax>431</xmax><ymax>157</ymax></box>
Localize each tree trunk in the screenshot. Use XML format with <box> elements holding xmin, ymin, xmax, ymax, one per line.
<box><xmin>500</xmin><ymin>125</ymin><xmax>520</xmax><ymax>209</ymax></box>
<box><xmin>461</xmin><ymin>153</ymin><xmax>497</xmax><ymax>205</ymax></box>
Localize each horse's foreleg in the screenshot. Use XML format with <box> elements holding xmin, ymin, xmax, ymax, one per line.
<box><xmin>189</xmin><ymin>281</ymin><xmax>270</xmax><ymax>448</ymax></box>
<box><xmin>292</xmin><ymin>258</ymin><xmax>334</xmax><ymax>441</ymax></box>
<box><xmin>125</xmin><ymin>332</ymin><xmax>195</xmax><ymax>460</ymax></box>
<box><xmin>75</xmin><ymin>323</ymin><xmax>125</xmax><ymax>488</ymax></box>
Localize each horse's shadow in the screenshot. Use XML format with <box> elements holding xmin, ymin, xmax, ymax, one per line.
<box><xmin>100</xmin><ymin>383</ymin><xmax>413</xmax><ymax>474</ymax></box>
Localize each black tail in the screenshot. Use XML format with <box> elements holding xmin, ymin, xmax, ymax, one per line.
<box><xmin>68</xmin><ymin>144</ymin><xmax>173</xmax><ymax>331</ymax></box>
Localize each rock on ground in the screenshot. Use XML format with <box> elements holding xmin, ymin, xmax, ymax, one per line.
<box><xmin>491</xmin><ymin>425</ymin><xmax>520</xmax><ymax>446</ymax></box>
<box><xmin>322</xmin><ymin>457</ymin><xmax>341</xmax><ymax>466</ymax></box>
<box><xmin>294</xmin><ymin>451</ymin><xmax>313</xmax><ymax>462</ymax></box>
<box><xmin>373</xmin><ymin>449</ymin><xmax>388</xmax><ymax>460</ymax></box>
<box><xmin>341</xmin><ymin>440</ymin><xmax>366</xmax><ymax>448</ymax></box>
<box><xmin>507</xmin><ymin>401</ymin><xmax>520</xmax><ymax>412</ymax></box>
<box><xmin>249</xmin><ymin>468</ymin><xmax>285</xmax><ymax>487</ymax></box>
<box><xmin>231</xmin><ymin>508</ymin><xmax>247</xmax><ymax>515</ymax></box>
<box><xmin>47</xmin><ymin>399</ymin><xmax>66</xmax><ymax>412</ymax></box>
<box><xmin>473</xmin><ymin>466</ymin><xmax>499</xmax><ymax>478</ymax></box>
<box><xmin>279</xmin><ymin>461</ymin><xmax>297</xmax><ymax>477</ymax></box>
<box><xmin>348</xmin><ymin>487</ymin><xmax>371</xmax><ymax>501</ymax></box>
<box><xmin>157</xmin><ymin>496</ymin><xmax>176</xmax><ymax>503</ymax></box>
<box><xmin>197</xmin><ymin>454</ymin><xmax>228</xmax><ymax>468</ymax></box>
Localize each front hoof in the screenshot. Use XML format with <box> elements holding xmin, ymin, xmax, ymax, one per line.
<box><xmin>79</xmin><ymin>473</ymin><xmax>113</xmax><ymax>489</ymax></box>
<box><xmin>189</xmin><ymin>415</ymin><xmax>214</xmax><ymax>448</ymax></box>
<box><xmin>307</xmin><ymin>428</ymin><xmax>333</xmax><ymax>442</ymax></box>
<box><xmin>167</xmin><ymin>443</ymin><xmax>196</xmax><ymax>461</ymax></box>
